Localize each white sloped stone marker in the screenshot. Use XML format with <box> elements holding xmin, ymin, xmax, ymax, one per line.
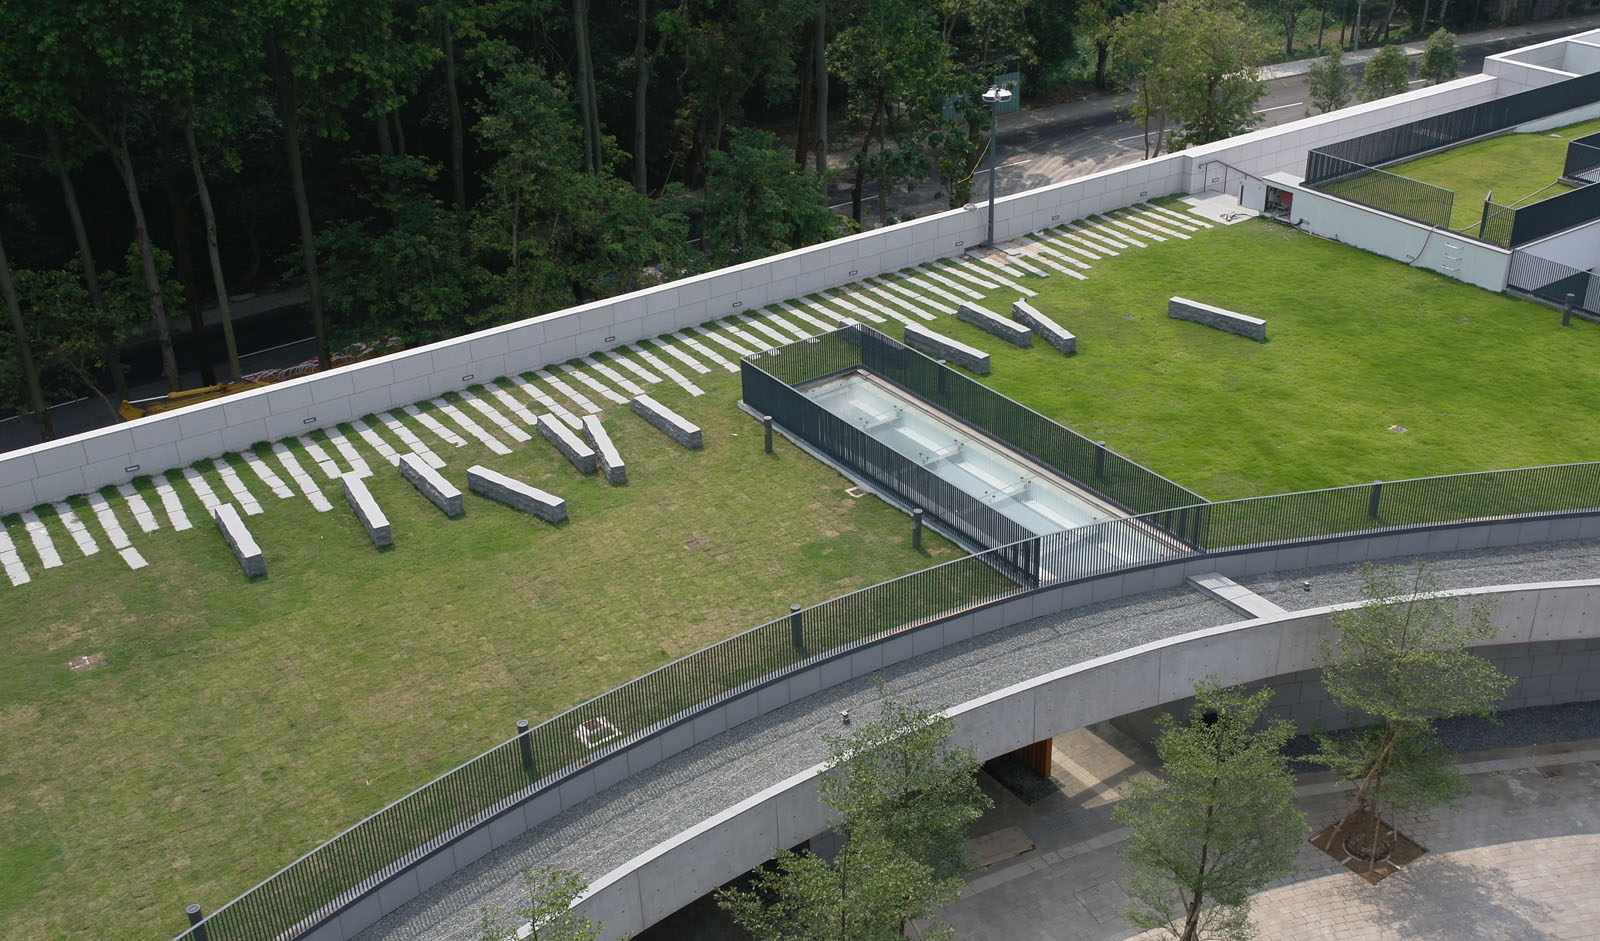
<box><xmin>378</xmin><ymin>412</ymin><xmax>446</xmax><ymax>469</ymax></box>
<box><xmin>53</xmin><ymin>502</ymin><xmax>99</xmax><ymax>556</ymax></box>
<box><xmin>299</xmin><ymin>436</ymin><xmax>344</xmax><ymax>478</ymax></box>
<box><xmin>324</xmin><ymin>426</ymin><xmax>374</xmax><ymax>477</ymax></box>
<box><xmin>536</xmin><ymin>368</ymin><xmax>601</xmax><ymax>413</ymax></box>
<box><xmin>778</xmin><ymin>301</ymin><xmax>834</xmax><ymax>333</ymax></box>
<box><xmin>459</xmin><ymin>390</ymin><xmax>531</xmax><ymax>442</ymax></box>
<box><xmin>399</xmin><ymin>453</ymin><xmax>463</xmax><ymax>517</ymax></box>
<box><xmin>181</xmin><ymin>468</ymin><xmax>223</xmax><ymax>512</ymax></box>
<box><xmin>432</xmin><ymin>397</ymin><xmax>513</xmax><ymax>455</ymax></box>
<box><xmin>116</xmin><ymin>483</ymin><xmax>162</xmax><ymax>533</ymax></box>
<box><xmin>155</xmin><ymin>475</ymin><xmax>194</xmax><ymax>531</ymax></box>
<box><xmin>214</xmin><ymin>458</ymin><xmax>264</xmax><ymax>516</ymax></box>
<box><xmin>212</xmin><ymin>503</ymin><xmax>265</xmax><ymax>577</ymax></box>
<box><xmin>402</xmin><ymin>404</ymin><xmax>469</xmax><ymax>449</ymax></box>
<box><xmin>582</xmin><ymin>355</ymin><xmax>646</xmax><ymax>395</ymax></box>
<box><xmin>270</xmin><ymin>442</ymin><xmax>334</xmax><ymax>512</ymax></box>
<box><xmin>561</xmin><ymin>362</ymin><xmax>629</xmax><ymax>405</ymax></box>
<box><xmin>350</xmin><ymin>420</ymin><xmax>402</xmax><ymax>468</ymax></box>
<box><xmin>86</xmin><ymin>492</ymin><xmax>146</xmax><ymax>569</ymax></box>
<box><xmin>670</xmin><ymin>331</ymin><xmax>737</xmax><ymax>372</ymax></box>
<box><xmin>625</xmin><ymin>345</ymin><xmax>702</xmax><ymax>397</ymax></box>
<box><xmin>0</xmin><ymin>528</ymin><xmax>28</xmax><ymax>585</ymax></box>
<box><xmin>599</xmin><ymin>350</ymin><xmax>660</xmax><ymax>386</ymax></box>
<box><xmin>513</xmin><ymin>379</ymin><xmax>583</xmax><ymax>429</ymax></box>
<box><xmin>240</xmin><ymin>452</ymin><xmax>294</xmax><ymax>499</ymax></box>
<box><xmin>20</xmin><ymin>510</ymin><xmax>62</xmax><ymax>568</ymax></box>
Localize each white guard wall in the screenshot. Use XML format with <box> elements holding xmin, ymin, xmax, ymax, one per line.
<box><xmin>571</xmin><ymin>579</ymin><xmax>1600</xmax><ymax>939</ymax></box>
<box><xmin>1519</xmin><ymin>217</ymin><xmax>1600</xmax><ymax>269</ymax></box>
<box><xmin>1279</xmin><ymin>173</ymin><xmax>1514</xmax><ymax>291</ymax></box>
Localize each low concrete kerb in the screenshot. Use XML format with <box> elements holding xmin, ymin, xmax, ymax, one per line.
<box><xmin>1011</xmin><ymin>299</ymin><xmax>1076</xmax><ymax>355</ymax></box>
<box><xmin>212</xmin><ymin>503</ymin><xmax>265</xmax><ymax>577</ymax></box>
<box><xmin>631</xmin><ymin>395</ymin><xmax>702</xmax><ymax>450</ymax></box>
<box><xmin>398</xmin><ymin>453</ymin><xmax>463</xmax><ymax>517</ymax></box>
<box><xmin>1168</xmin><ymin>296</ymin><xmax>1267</xmax><ymax>342</ymax></box>
<box><xmin>466</xmin><ymin>465</ymin><xmax>567</xmax><ymax>523</ymax></box>
<box><xmin>903</xmin><ymin>323</ymin><xmax>991</xmax><ymax>375</ymax></box>
<box><xmin>341</xmin><ymin>474</ymin><xmax>393</xmax><ymax>549</ymax></box>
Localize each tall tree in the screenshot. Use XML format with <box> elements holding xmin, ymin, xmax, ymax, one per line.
<box><xmin>571</xmin><ymin>0</ymin><xmax>603</xmax><ymax>175</ymax></box>
<box><xmin>1115</xmin><ymin>681</ymin><xmax>1305</xmax><ymax>941</ymax></box>
<box><xmin>13</xmin><ymin>256</ymin><xmax>151</xmax><ymax>420</ymax></box>
<box><xmin>0</xmin><ymin>230</ymin><xmax>52</xmax><ymax>440</ymax></box>
<box><xmin>702</xmin><ymin>129</ymin><xmax>848</xmax><ymax>263</ymax></box>
<box><xmin>1418</xmin><ymin>29</ymin><xmax>1460</xmax><ymax>85</ymax></box>
<box><xmin>1313</xmin><ymin>564</ymin><xmax>1511</xmax><ymax>854</ymax></box>
<box><xmin>1359</xmin><ymin>44</ymin><xmax>1412</xmax><ymax>101</ymax></box>
<box><xmin>1307</xmin><ymin>49</ymin><xmax>1354</xmax><ymax>113</ymax></box>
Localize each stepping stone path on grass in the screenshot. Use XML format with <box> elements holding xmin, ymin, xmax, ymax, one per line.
<box><xmin>878</xmin><ymin>278</ymin><xmax>955</xmax><ymax>315</ymax></box>
<box><xmin>795</xmin><ymin>298</ymin><xmax>854</xmax><ymax>326</ymax></box>
<box><xmin>432</xmin><ymin>398</ymin><xmax>513</xmax><ymax>455</ymax></box>
<box><xmin>983</xmin><ymin>249</ymin><xmax>1049</xmax><ymax>278</ymax></box>
<box><xmin>625</xmin><ymin>345</ymin><xmax>703</xmax><ymax>397</ymax></box>
<box><xmin>649</xmin><ymin>339</ymin><xmax>712</xmax><ymax>375</ymax></box>
<box><xmin>714</xmin><ymin>319</ymin><xmax>770</xmax><ymax>352</ymax></box>
<box><xmin>459</xmin><ymin>390</ymin><xmax>532</xmax><ymax>443</ymax></box>
<box><xmin>241</xmin><ymin>451</ymin><xmax>294</xmax><ymax>499</ymax></box>
<box><xmin>1119</xmin><ymin>209</ymin><xmax>1188</xmax><ymax>240</ymax></box>
<box><xmin>744</xmin><ymin>313</ymin><xmax>805</xmax><ymax>343</ymax></box>
<box><xmin>20</xmin><ymin>511</ymin><xmax>62</xmax><ymax>568</ymax></box>
<box><xmin>863</xmin><ymin>281</ymin><xmax>939</xmax><ymax>322</ymax></box>
<box><xmin>271</xmin><ymin>443</ymin><xmax>334</xmax><ymax>512</ymax></box>
<box><xmin>930</xmin><ymin>261</ymin><xmax>999</xmax><ymax>293</ymax></box>
<box><xmin>154</xmin><ymin>476</ymin><xmax>194</xmax><ymax>530</ymax></box>
<box><xmin>86</xmin><ymin>492</ymin><xmax>147</xmax><ymax>569</ymax></box>
<box><xmin>214</xmin><ymin>459</ymin><xmax>264</xmax><ymax>515</ymax></box>
<box><xmin>697</xmin><ymin>324</ymin><xmax>758</xmax><ymax>358</ymax></box>
<box><xmin>513</xmin><ymin>379</ymin><xmax>584</xmax><ymax>428</ymax></box>
<box><xmin>671</xmin><ymin>331</ymin><xmax>737</xmax><ymax>372</ymax></box>
<box><xmin>350</xmin><ymin>421</ymin><xmax>403</xmax><ymax>468</ymax></box>
<box><xmin>181</xmin><ymin>468</ymin><xmax>224</xmax><ymax>512</ymax></box>
<box><xmin>598</xmin><ymin>351</ymin><xmax>661</xmax><ymax>387</ymax></box>
<box><xmin>299</xmin><ymin>437</ymin><xmax>343</xmax><ymax>478</ymax></box>
<box><xmin>583</xmin><ymin>356</ymin><xmax>647</xmax><ymax>396</ymax></box>
<box><xmin>1009</xmin><ymin>243</ymin><xmax>1085</xmax><ymax>280</ymax></box>
<box><xmin>379</xmin><ymin>412</ymin><xmax>446</xmax><ymax>469</ymax></box>
<box><xmin>404</xmin><ymin>404</ymin><xmax>470</xmax><ymax>449</ymax></box>
<box><xmin>562</xmin><ymin>362</ymin><xmax>630</xmax><ymax>405</ymax></box>
<box><xmin>1139</xmin><ymin>202</ymin><xmax>1211</xmax><ymax>229</ymax></box>
<box><xmin>488</xmin><ymin>386</ymin><xmax>542</xmax><ymax>427</ymax></box>
<box><xmin>53</xmin><ymin>502</ymin><xmax>99</xmax><ymax>557</ymax></box>
<box><xmin>535</xmin><ymin>368</ymin><xmax>602</xmax><ymax>413</ymax></box>
<box><xmin>0</xmin><ymin>528</ymin><xmax>27</xmax><ymax>586</ymax></box>
<box><xmin>780</xmin><ymin>301</ymin><xmax>834</xmax><ymax>333</ymax></box>
<box><xmin>116</xmin><ymin>483</ymin><xmax>162</xmax><ymax>533</ymax></box>
<box><xmin>1077</xmin><ymin>220</ymin><xmax>1136</xmax><ymax>248</ymax></box>
<box><xmin>324</xmin><ymin>427</ymin><xmax>374</xmax><ymax>477</ymax></box>
<box><xmin>1099</xmin><ymin>214</ymin><xmax>1162</xmax><ymax>243</ymax></box>
<box><xmin>1048</xmin><ymin>229</ymin><xmax>1109</xmax><ymax>258</ymax></box>
<box><xmin>967</xmin><ymin>256</ymin><xmax>1038</xmax><ymax>296</ymax></box>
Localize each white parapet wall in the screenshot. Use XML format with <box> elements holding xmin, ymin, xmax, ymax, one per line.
<box><xmin>571</xmin><ymin>578</ymin><xmax>1600</xmax><ymax>939</ymax></box>
<box><xmin>3</xmin><ymin>33</ymin><xmax>1596</xmax><ymax>516</ymax></box>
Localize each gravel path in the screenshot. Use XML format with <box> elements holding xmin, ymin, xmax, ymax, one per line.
<box><xmin>359</xmin><ymin>537</ymin><xmax>1600</xmax><ymax>940</ymax></box>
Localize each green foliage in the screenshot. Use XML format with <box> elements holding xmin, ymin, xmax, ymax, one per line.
<box><xmin>1115</xmin><ymin>681</ymin><xmax>1305</xmax><ymax>941</ymax></box>
<box><xmin>1359</xmin><ymin>45</ymin><xmax>1412</xmax><ymax>102</ymax></box>
<box><xmin>1307</xmin><ymin>50</ymin><xmax>1353</xmax><ymax>114</ymax></box>
<box><xmin>479</xmin><ymin>866</ymin><xmax>606</xmax><ymax>941</ymax></box>
<box><xmin>1313</xmin><ymin>562</ymin><xmax>1512</xmax><ymax>823</ymax></box>
<box><xmin>702</xmin><ymin>129</ymin><xmax>849</xmax><ymax>264</ymax></box>
<box><xmin>717</xmin><ymin>683</ymin><xmax>990</xmax><ymax>939</ymax></box>
<box><xmin>1418</xmin><ymin>29</ymin><xmax>1460</xmax><ymax>85</ymax></box>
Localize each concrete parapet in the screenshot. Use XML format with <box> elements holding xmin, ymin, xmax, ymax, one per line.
<box><xmin>903</xmin><ymin>323</ymin><xmax>991</xmax><ymax>374</ymax></box>
<box><xmin>399</xmin><ymin>453</ymin><xmax>464</xmax><ymax>517</ymax></box>
<box><xmin>212</xmin><ymin>503</ymin><xmax>265</xmax><ymax>577</ymax></box>
<box><xmin>1167</xmin><ymin>296</ymin><xmax>1267</xmax><ymax>341</ymax></box>
<box><xmin>341</xmin><ymin>473</ymin><xmax>393</xmax><ymax>548</ymax></box>
<box><xmin>957</xmin><ymin>300</ymin><xmax>1032</xmax><ymax>347</ymax></box>
<box><xmin>581</xmin><ymin>415</ymin><xmax>627</xmax><ymax>485</ymax></box>
<box><xmin>1010</xmin><ymin>299</ymin><xmax>1076</xmax><ymax>354</ymax></box>
<box><xmin>631</xmin><ymin>395</ymin><xmax>702</xmax><ymax>449</ymax></box>
<box><xmin>538</xmin><ymin>414</ymin><xmax>598</xmax><ymax>474</ymax></box>
<box><xmin>467</xmin><ymin>465</ymin><xmax>567</xmax><ymax>523</ymax></box>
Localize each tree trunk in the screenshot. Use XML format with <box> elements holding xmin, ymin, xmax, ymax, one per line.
<box><xmin>113</xmin><ymin>142</ymin><xmax>184</xmax><ymax>392</ymax></box>
<box><xmin>46</xmin><ymin>123</ymin><xmax>128</xmax><ymax>411</ymax></box>
<box><xmin>1381</xmin><ymin>0</ymin><xmax>1399</xmax><ymax>40</ymax></box>
<box><xmin>795</xmin><ymin>26</ymin><xmax>814</xmax><ymax>167</ymax></box>
<box><xmin>814</xmin><ymin>0</ymin><xmax>828</xmax><ymax>175</ymax></box>
<box><xmin>183</xmin><ymin>105</ymin><xmax>241</xmax><ymax>381</ymax></box>
<box><xmin>443</xmin><ymin>21</ymin><xmax>466</xmax><ymax>211</ymax></box>
<box><xmin>632</xmin><ymin>0</ymin><xmax>654</xmax><ymax>194</ymax></box>
<box><xmin>157</xmin><ymin>113</ymin><xmax>214</xmax><ymax>386</ymax></box>
<box><xmin>1319</xmin><ymin>0</ymin><xmax>1327</xmax><ymax>49</ymax></box>
<box><xmin>391</xmin><ymin>109</ymin><xmax>407</xmax><ymax>155</ymax></box>
<box><xmin>1333</xmin><ymin>726</ymin><xmax>1399</xmax><ymax>841</ymax></box>
<box><xmin>374</xmin><ymin>101</ymin><xmax>395</xmax><ymax>158</ymax></box>
<box><xmin>0</xmin><ymin>232</ymin><xmax>53</xmax><ymax>440</ymax></box>
<box><xmin>573</xmin><ymin>0</ymin><xmax>603</xmax><ymax>175</ymax></box>
<box><xmin>850</xmin><ymin>98</ymin><xmax>883</xmax><ymax>224</ymax></box>
<box><xmin>1095</xmin><ymin>40</ymin><xmax>1111</xmax><ymax>89</ymax></box>
<box><xmin>273</xmin><ymin>48</ymin><xmax>333</xmax><ymax>371</ymax></box>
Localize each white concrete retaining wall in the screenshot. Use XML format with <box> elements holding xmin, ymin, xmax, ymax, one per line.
<box><xmin>1519</xmin><ymin>217</ymin><xmax>1600</xmax><ymax>269</ymax></box>
<box><xmin>1280</xmin><ymin>173</ymin><xmax>1514</xmax><ymax>291</ymax></box>
<box><xmin>572</xmin><ymin>577</ymin><xmax>1600</xmax><ymax>938</ymax></box>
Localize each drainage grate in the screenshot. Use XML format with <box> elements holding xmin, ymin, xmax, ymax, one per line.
<box><xmin>576</xmin><ymin>716</ymin><xmax>621</xmax><ymax>749</ymax></box>
<box><xmin>67</xmin><ymin>653</ymin><xmax>105</xmax><ymax>673</ymax></box>
<box><xmin>844</xmin><ymin>486</ymin><xmax>866</xmax><ymax>499</ymax></box>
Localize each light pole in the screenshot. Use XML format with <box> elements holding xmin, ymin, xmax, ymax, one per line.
<box><xmin>1353</xmin><ymin>0</ymin><xmax>1365</xmax><ymax>53</ymax></box>
<box><xmin>982</xmin><ymin>84</ymin><xmax>1013</xmax><ymax>249</ymax></box>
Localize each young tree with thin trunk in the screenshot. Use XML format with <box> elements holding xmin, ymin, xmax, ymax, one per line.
<box><xmin>1418</xmin><ymin>29</ymin><xmax>1460</xmax><ymax>85</ymax></box>
<box><xmin>1313</xmin><ymin>563</ymin><xmax>1511</xmax><ymax>858</ymax></box>
<box><xmin>1359</xmin><ymin>44</ymin><xmax>1412</xmax><ymax>101</ymax></box>
<box><xmin>1115</xmin><ymin>680</ymin><xmax>1305</xmax><ymax>941</ymax></box>
<box><xmin>478</xmin><ymin>865</ymin><xmax>604</xmax><ymax>941</ymax></box>
<box><xmin>1307</xmin><ymin>49</ymin><xmax>1353</xmax><ymax>113</ymax></box>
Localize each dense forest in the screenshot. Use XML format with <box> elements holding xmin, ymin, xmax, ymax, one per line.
<box><xmin>0</xmin><ymin>0</ymin><xmax>1554</xmax><ymax>436</ymax></box>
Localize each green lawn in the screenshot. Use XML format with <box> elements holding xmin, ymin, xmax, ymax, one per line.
<box><xmin>866</xmin><ymin>211</ymin><xmax>1600</xmax><ymax>500</ymax></box>
<box><xmin>1377</xmin><ymin>117</ymin><xmax>1600</xmax><ymax>231</ymax></box>
<box><xmin>0</xmin><ymin>368</ymin><xmax>960</xmax><ymax>941</ymax></box>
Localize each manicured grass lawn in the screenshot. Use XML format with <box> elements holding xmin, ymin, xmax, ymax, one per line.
<box><xmin>1378</xmin><ymin>117</ymin><xmax>1600</xmax><ymax>231</ymax></box>
<box><xmin>870</xmin><ymin>211</ymin><xmax>1600</xmax><ymax>500</ymax></box>
<box><xmin>0</xmin><ymin>367</ymin><xmax>959</xmax><ymax>941</ymax></box>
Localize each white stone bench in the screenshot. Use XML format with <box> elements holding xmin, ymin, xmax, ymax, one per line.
<box><xmin>631</xmin><ymin>395</ymin><xmax>702</xmax><ymax>449</ymax></box>
<box><xmin>581</xmin><ymin>415</ymin><xmax>627</xmax><ymax>485</ymax></box>
<box><xmin>1011</xmin><ymin>299</ymin><xmax>1076</xmax><ymax>355</ymax></box>
<box><xmin>538</xmin><ymin>414</ymin><xmax>598</xmax><ymax>474</ymax></box>
<box><xmin>957</xmin><ymin>301</ymin><xmax>1032</xmax><ymax>347</ymax></box>
<box><xmin>1167</xmin><ymin>296</ymin><xmax>1267</xmax><ymax>342</ymax></box>
<box><xmin>399</xmin><ymin>453</ymin><xmax>464</xmax><ymax>517</ymax></box>
<box><xmin>467</xmin><ymin>466</ymin><xmax>567</xmax><ymax>523</ymax></box>
<box><xmin>341</xmin><ymin>473</ymin><xmax>393</xmax><ymax>548</ymax></box>
<box><xmin>212</xmin><ymin>503</ymin><xmax>265</xmax><ymax>577</ymax></box>
<box><xmin>903</xmin><ymin>323</ymin><xmax>991</xmax><ymax>375</ymax></box>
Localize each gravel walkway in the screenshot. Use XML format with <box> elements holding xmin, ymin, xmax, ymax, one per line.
<box><xmin>359</xmin><ymin>537</ymin><xmax>1600</xmax><ymax>940</ymax></box>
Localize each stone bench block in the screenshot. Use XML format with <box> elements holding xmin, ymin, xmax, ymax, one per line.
<box><xmin>538</xmin><ymin>414</ymin><xmax>598</xmax><ymax>474</ymax></box>
<box><xmin>212</xmin><ymin>503</ymin><xmax>265</xmax><ymax>577</ymax></box>
<box><xmin>631</xmin><ymin>395</ymin><xmax>702</xmax><ymax>449</ymax></box>
<box><xmin>341</xmin><ymin>473</ymin><xmax>393</xmax><ymax>548</ymax></box>
<box><xmin>399</xmin><ymin>453</ymin><xmax>464</xmax><ymax>517</ymax></box>
<box><xmin>903</xmin><ymin>323</ymin><xmax>991</xmax><ymax>375</ymax></box>
<box><xmin>467</xmin><ymin>465</ymin><xmax>567</xmax><ymax>523</ymax></box>
<box><xmin>957</xmin><ymin>301</ymin><xmax>1032</xmax><ymax>347</ymax></box>
<box><xmin>1167</xmin><ymin>296</ymin><xmax>1267</xmax><ymax>342</ymax></box>
<box><xmin>1010</xmin><ymin>300</ymin><xmax>1076</xmax><ymax>355</ymax></box>
<box><xmin>581</xmin><ymin>415</ymin><xmax>627</xmax><ymax>485</ymax></box>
